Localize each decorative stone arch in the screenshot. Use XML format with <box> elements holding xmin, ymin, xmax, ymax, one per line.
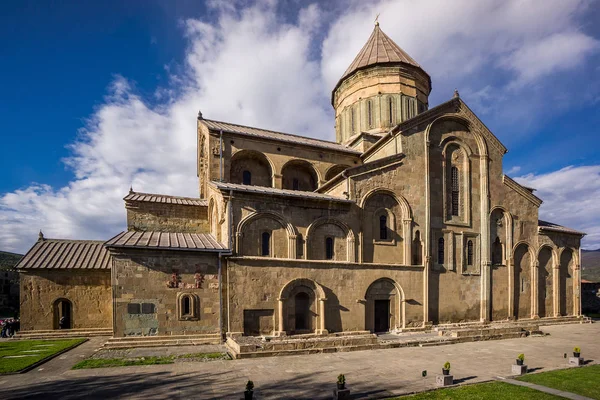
<box><xmin>425</xmin><ymin>114</ymin><xmax>489</xmax><ymax>157</ymax></box>
<box><xmin>53</xmin><ymin>297</ymin><xmax>73</xmax><ymax>330</ymax></box>
<box><xmin>276</xmin><ymin>278</ymin><xmax>327</xmax><ymax>335</ymax></box>
<box><xmin>230</xmin><ymin>149</ymin><xmax>274</xmax><ymax>187</ymax></box>
<box><xmin>558</xmin><ymin>247</ymin><xmax>578</xmax><ymax>316</ymax></box>
<box><xmin>536</xmin><ymin>244</ymin><xmax>557</xmax><ymax>318</ymax></box>
<box><xmin>176</xmin><ymin>292</ymin><xmax>199</xmax><ymax>321</ymax></box>
<box><xmin>489</xmin><ymin>206</ymin><xmax>514</xmax><ymax>264</ymax></box>
<box><xmin>363</xmin><ymin>278</ymin><xmax>405</xmax><ymax>332</ymax></box>
<box><xmin>281</xmin><ymin>159</ymin><xmax>320</xmax><ymax>190</ymax></box>
<box><xmin>325</xmin><ymin>164</ymin><xmax>351</xmax><ymax>181</ymax></box>
<box><xmin>441</xmin><ymin>137</ymin><xmax>473</xmax><ymax>224</ymax></box>
<box><xmin>236</xmin><ymin>211</ymin><xmax>298</xmax><ymax>258</ymax></box>
<box><xmin>305</xmin><ymin>217</ymin><xmax>356</xmax><ymax>262</ymax></box>
<box><xmin>512</xmin><ymin>241</ymin><xmax>535</xmax><ymax>319</ymax></box>
<box><xmin>360</xmin><ymin>188</ymin><xmax>413</xmax><ymax>264</ymax></box>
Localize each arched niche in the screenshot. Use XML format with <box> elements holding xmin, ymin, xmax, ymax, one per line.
<box><xmin>276</xmin><ymin>278</ymin><xmax>327</xmax><ymax>335</ymax></box>
<box><xmin>360</xmin><ymin>189</ymin><xmax>412</xmax><ymax>265</ymax></box>
<box><xmin>230</xmin><ymin>150</ymin><xmax>273</xmax><ymax>187</ymax></box>
<box><xmin>364</xmin><ymin>278</ymin><xmax>405</xmax><ymax>332</ymax></box>
<box><xmin>325</xmin><ymin>164</ymin><xmax>351</xmax><ymax>181</ymax></box>
<box><xmin>237</xmin><ymin>211</ymin><xmax>297</xmax><ymax>258</ymax></box>
<box><xmin>513</xmin><ymin>242</ymin><xmax>533</xmax><ymax>320</ymax></box>
<box><xmin>281</xmin><ymin>159</ymin><xmax>319</xmax><ymax>191</ymax></box>
<box><xmin>537</xmin><ymin>245</ymin><xmax>555</xmax><ymax>318</ymax></box>
<box><xmin>559</xmin><ymin>248</ymin><xmax>575</xmax><ymax>316</ymax></box>
<box><xmin>305</xmin><ymin>217</ymin><xmax>355</xmax><ymax>262</ymax></box>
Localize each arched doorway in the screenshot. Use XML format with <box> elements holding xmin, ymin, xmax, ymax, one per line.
<box><xmin>559</xmin><ymin>248</ymin><xmax>574</xmax><ymax>316</ymax></box>
<box><xmin>277</xmin><ymin>278</ymin><xmax>327</xmax><ymax>335</ymax></box>
<box><xmin>513</xmin><ymin>243</ymin><xmax>532</xmax><ymax>320</ymax></box>
<box><xmin>365</xmin><ymin>278</ymin><xmax>403</xmax><ymax>333</ymax></box>
<box><xmin>53</xmin><ymin>298</ymin><xmax>72</xmax><ymax>329</ymax></box>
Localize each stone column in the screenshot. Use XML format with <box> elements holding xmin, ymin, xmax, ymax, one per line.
<box><xmin>317</xmin><ymin>298</ymin><xmax>328</xmax><ymax>334</ymax></box>
<box><xmin>288</xmin><ymin>234</ymin><xmax>297</xmax><ymax>259</ymax></box>
<box><xmin>403</xmin><ymin>219</ymin><xmax>412</xmax><ymax>265</ymax></box>
<box><xmin>532</xmin><ymin>260</ymin><xmax>539</xmax><ymax>319</ymax></box>
<box><xmin>235</xmin><ymin>232</ymin><xmax>243</xmax><ymax>254</ymax></box>
<box><xmin>275</xmin><ymin>297</ymin><xmax>286</xmax><ymax>336</ymax></box>
<box><xmin>479</xmin><ymin>154</ymin><xmax>491</xmax><ymax>322</ymax></box>
<box><xmin>273</xmin><ymin>173</ymin><xmax>282</xmax><ymax>189</ymax></box>
<box><xmin>508</xmin><ymin>258</ymin><xmax>514</xmax><ymax>319</ymax></box>
<box><xmin>447</xmin><ymin>231</ymin><xmax>455</xmax><ymax>271</ymax></box>
<box><xmin>348</xmin><ymin>237</ymin><xmax>356</xmax><ymax>263</ymax></box>
<box><xmin>574</xmin><ymin>264</ymin><xmax>581</xmax><ymax>316</ymax></box>
<box><xmin>553</xmin><ymin>262</ymin><xmax>560</xmax><ymax>318</ymax></box>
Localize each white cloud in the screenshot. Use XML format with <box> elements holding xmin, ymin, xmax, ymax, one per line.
<box><xmin>516</xmin><ymin>166</ymin><xmax>600</xmax><ymax>249</ymax></box>
<box><xmin>507</xmin><ymin>166</ymin><xmax>522</xmax><ymax>175</ymax></box>
<box><xmin>1</xmin><ymin>0</ymin><xmax>599</xmax><ymax>253</ymax></box>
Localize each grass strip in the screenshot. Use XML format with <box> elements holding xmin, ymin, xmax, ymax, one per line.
<box><xmin>518</xmin><ymin>365</ymin><xmax>600</xmax><ymax>400</ymax></box>
<box><xmin>0</xmin><ymin>339</ymin><xmax>87</xmax><ymax>374</ymax></box>
<box><xmin>72</xmin><ymin>352</ymin><xmax>229</xmax><ymax>369</ymax></box>
<box><xmin>392</xmin><ymin>381</ymin><xmax>562</xmax><ymax>399</ymax></box>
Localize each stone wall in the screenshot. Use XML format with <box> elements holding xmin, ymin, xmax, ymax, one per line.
<box><xmin>126</xmin><ymin>201</ymin><xmax>209</xmax><ymax>233</ymax></box>
<box><xmin>111</xmin><ymin>249</ymin><xmax>222</xmax><ymax>337</ymax></box>
<box><xmin>19</xmin><ymin>270</ymin><xmax>112</xmax><ymax>331</ymax></box>
<box><xmin>226</xmin><ymin>258</ymin><xmax>424</xmax><ymax>334</ymax></box>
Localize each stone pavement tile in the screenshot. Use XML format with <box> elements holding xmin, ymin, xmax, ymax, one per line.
<box><xmin>501</xmin><ymin>378</ymin><xmax>594</xmax><ymax>400</ymax></box>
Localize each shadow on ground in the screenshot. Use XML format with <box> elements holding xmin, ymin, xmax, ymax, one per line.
<box><xmin>0</xmin><ymin>369</ymin><xmax>424</xmax><ymax>400</ymax></box>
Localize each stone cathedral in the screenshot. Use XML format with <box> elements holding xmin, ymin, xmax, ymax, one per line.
<box><xmin>17</xmin><ymin>24</ymin><xmax>585</xmax><ymax>341</ymax></box>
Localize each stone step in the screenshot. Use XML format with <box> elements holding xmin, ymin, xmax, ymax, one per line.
<box><xmin>106</xmin><ymin>334</ymin><xmax>219</xmax><ymax>342</ymax></box>
<box><xmin>18</xmin><ymin>328</ymin><xmax>111</xmax><ymax>334</ymax></box>
<box><xmin>14</xmin><ymin>329</ymin><xmax>112</xmax><ymax>340</ymax></box>
<box><xmin>102</xmin><ymin>334</ymin><xmax>221</xmax><ymax>349</ymax></box>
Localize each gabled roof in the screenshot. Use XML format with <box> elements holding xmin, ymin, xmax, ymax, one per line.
<box><xmin>16</xmin><ymin>238</ymin><xmax>111</xmax><ymax>270</ymax></box>
<box><xmin>200</xmin><ymin>118</ymin><xmax>361</xmax><ymax>155</ymax></box>
<box><xmin>124</xmin><ymin>190</ymin><xmax>207</xmax><ymax>206</ymax></box>
<box><xmin>538</xmin><ymin>220</ymin><xmax>586</xmax><ymax>236</ymax></box>
<box><xmin>334</xmin><ymin>24</ymin><xmax>429</xmax><ymax>92</ymax></box>
<box><xmin>210</xmin><ymin>181</ymin><xmax>353</xmax><ymax>203</ymax></box>
<box><xmin>105</xmin><ymin>231</ymin><xmax>228</xmax><ymax>252</ymax></box>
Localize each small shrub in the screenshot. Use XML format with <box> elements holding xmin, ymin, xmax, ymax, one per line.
<box><xmin>443</xmin><ymin>361</ymin><xmax>451</xmax><ymax>371</ymax></box>
<box><xmin>245</xmin><ymin>380</ymin><xmax>254</xmax><ymax>392</ymax></box>
<box><xmin>517</xmin><ymin>353</ymin><xmax>525</xmax><ymax>362</ymax></box>
<box><xmin>337</xmin><ymin>374</ymin><xmax>345</xmax><ymax>384</ymax></box>
<box><xmin>573</xmin><ymin>347</ymin><xmax>581</xmax><ymax>353</ymax></box>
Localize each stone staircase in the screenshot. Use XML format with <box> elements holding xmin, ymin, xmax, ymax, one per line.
<box><xmin>14</xmin><ymin>328</ymin><xmax>112</xmax><ymax>340</ymax></box>
<box><xmin>102</xmin><ymin>333</ymin><xmax>222</xmax><ymax>349</ymax></box>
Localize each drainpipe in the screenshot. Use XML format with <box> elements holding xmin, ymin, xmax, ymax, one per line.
<box><xmin>219</xmin><ymin>130</ymin><xmax>223</xmax><ymax>182</ymax></box>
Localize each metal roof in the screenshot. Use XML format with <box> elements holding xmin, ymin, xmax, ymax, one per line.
<box><xmin>105</xmin><ymin>231</ymin><xmax>228</xmax><ymax>252</ymax></box>
<box><xmin>16</xmin><ymin>239</ymin><xmax>111</xmax><ymax>270</ymax></box>
<box><xmin>337</xmin><ymin>24</ymin><xmax>427</xmax><ymax>87</ymax></box>
<box><xmin>538</xmin><ymin>220</ymin><xmax>586</xmax><ymax>236</ymax></box>
<box><xmin>211</xmin><ymin>181</ymin><xmax>353</xmax><ymax>203</ymax></box>
<box><xmin>124</xmin><ymin>191</ymin><xmax>207</xmax><ymax>206</ymax></box>
<box><xmin>200</xmin><ymin>119</ymin><xmax>361</xmax><ymax>155</ymax></box>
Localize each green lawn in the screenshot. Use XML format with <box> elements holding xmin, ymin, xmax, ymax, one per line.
<box><xmin>0</xmin><ymin>338</ymin><xmax>87</xmax><ymax>374</ymax></box>
<box><xmin>518</xmin><ymin>365</ymin><xmax>600</xmax><ymax>400</ymax></box>
<box><xmin>395</xmin><ymin>381</ymin><xmax>561</xmax><ymax>399</ymax></box>
<box><xmin>72</xmin><ymin>352</ymin><xmax>229</xmax><ymax>369</ymax></box>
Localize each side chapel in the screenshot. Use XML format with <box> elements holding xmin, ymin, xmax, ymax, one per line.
<box><xmin>17</xmin><ymin>23</ymin><xmax>585</xmax><ymax>338</ymax></box>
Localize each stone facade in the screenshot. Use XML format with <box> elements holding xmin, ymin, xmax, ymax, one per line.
<box><xmin>19</xmin><ymin>270</ymin><xmax>111</xmax><ymax>330</ymax></box>
<box><xmin>17</xmin><ymin>24</ymin><xmax>584</xmax><ymax>338</ymax></box>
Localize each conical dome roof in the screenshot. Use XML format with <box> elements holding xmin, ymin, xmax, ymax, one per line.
<box><xmin>334</xmin><ymin>24</ymin><xmax>429</xmax><ymax>92</ymax></box>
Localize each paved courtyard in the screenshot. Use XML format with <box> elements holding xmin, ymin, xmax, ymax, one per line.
<box><xmin>0</xmin><ymin>323</ymin><xmax>598</xmax><ymax>399</ymax></box>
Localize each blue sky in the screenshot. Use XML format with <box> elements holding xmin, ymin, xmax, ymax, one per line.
<box><xmin>1</xmin><ymin>0</ymin><xmax>600</xmax><ymax>252</ymax></box>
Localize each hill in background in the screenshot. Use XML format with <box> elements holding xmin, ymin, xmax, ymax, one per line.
<box><xmin>582</xmin><ymin>249</ymin><xmax>600</xmax><ymax>282</ymax></box>
<box><xmin>0</xmin><ymin>251</ymin><xmax>23</xmax><ymax>269</ymax></box>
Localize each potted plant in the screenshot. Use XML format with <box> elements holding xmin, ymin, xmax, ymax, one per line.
<box><xmin>516</xmin><ymin>354</ymin><xmax>525</xmax><ymax>366</ymax></box>
<box><xmin>244</xmin><ymin>380</ymin><xmax>254</xmax><ymax>400</ymax></box>
<box><xmin>442</xmin><ymin>361</ymin><xmax>451</xmax><ymax>376</ymax></box>
<box><xmin>573</xmin><ymin>347</ymin><xmax>581</xmax><ymax>358</ymax></box>
<box><xmin>337</xmin><ymin>374</ymin><xmax>346</xmax><ymax>390</ymax></box>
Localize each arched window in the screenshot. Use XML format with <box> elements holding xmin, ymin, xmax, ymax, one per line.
<box><xmin>183</xmin><ymin>296</ymin><xmax>191</xmax><ymax>316</ymax></box>
<box><xmin>368</xmin><ymin>100</ymin><xmax>373</xmax><ymax>128</ymax></box>
<box><xmin>467</xmin><ymin>240</ymin><xmax>474</xmax><ymax>266</ymax></box>
<box><xmin>242</xmin><ymin>170</ymin><xmax>252</xmax><ymax>185</ymax></box>
<box><xmin>325</xmin><ymin>237</ymin><xmax>334</xmax><ymax>260</ymax></box>
<box><xmin>492</xmin><ymin>237</ymin><xmax>502</xmax><ymax>265</ymax></box>
<box><xmin>438</xmin><ymin>237</ymin><xmax>445</xmax><ymax>264</ymax></box>
<box><xmin>261</xmin><ymin>232</ymin><xmax>271</xmax><ymax>256</ymax></box>
<box><xmin>451</xmin><ymin>166</ymin><xmax>460</xmax><ymax>216</ymax></box>
<box><xmin>413</xmin><ymin>230</ymin><xmax>422</xmax><ymax>265</ymax></box>
<box><xmin>388</xmin><ymin>97</ymin><xmax>394</xmax><ymax>125</ymax></box>
<box><xmin>351</xmin><ymin>108</ymin><xmax>356</xmax><ymax>133</ymax></box>
<box><xmin>379</xmin><ymin>215</ymin><xmax>388</xmax><ymax>240</ymax></box>
<box><xmin>292</xmin><ymin>178</ymin><xmax>299</xmax><ymax>191</ymax></box>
